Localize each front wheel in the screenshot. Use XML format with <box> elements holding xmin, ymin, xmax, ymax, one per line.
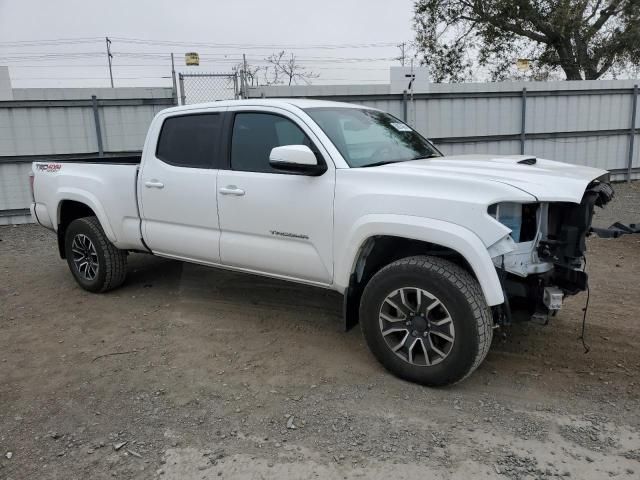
<box><xmin>359</xmin><ymin>256</ymin><xmax>493</xmax><ymax>386</ymax></box>
<box><xmin>64</xmin><ymin>216</ymin><xmax>127</xmax><ymax>293</ymax></box>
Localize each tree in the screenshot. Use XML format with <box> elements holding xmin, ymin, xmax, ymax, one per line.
<box><xmin>265</xmin><ymin>51</ymin><xmax>319</xmax><ymax>85</ymax></box>
<box><xmin>234</xmin><ymin>62</ymin><xmax>265</xmax><ymax>87</ymax></box>
<box><xmin>413</xmin><ymin>0</ymin><xmax>640</xmax><ymax>82</ymax></box>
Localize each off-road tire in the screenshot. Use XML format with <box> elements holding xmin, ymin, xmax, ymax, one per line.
<box><xmin>359</xmin><ymin>255</ymin><xmax>493</xmax><ymax>386</ymax></box>
<box><xmin>64</xmin><ymin>216</ymin><xmax>127</xmax><ymax>293</ymax></box>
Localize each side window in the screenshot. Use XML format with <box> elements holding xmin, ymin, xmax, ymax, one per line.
<box><xmin>156</xmin><ymin>113</ymin><xmax>221</xmax><ymax>168</ymax></box>
<box><xmin>230</xmin><ymin>112</ymin><xmax>313</xmax><ymax>173</ymax></box>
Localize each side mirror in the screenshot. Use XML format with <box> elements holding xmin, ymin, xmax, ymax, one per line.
<box><xmin>269</xmin><ymin>145</ymin><xmax>326</xmax><ymax>176</ymax></box>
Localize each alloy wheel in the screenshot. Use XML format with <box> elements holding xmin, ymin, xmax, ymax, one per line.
<box><xmin>378</xmin><ymin>287</ymin><xmax>455</xmax><ymax>366</ymax></box>
<box><xmin>71</xmin><ymin>234</ymin><xmax>99</xmax><ymax>281</ymax></box>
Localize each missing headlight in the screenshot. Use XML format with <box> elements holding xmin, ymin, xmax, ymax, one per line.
<box><xmin>488</xmin><ymin>202</ymin><xmax>539</xmax><ymax>243</ymax></box>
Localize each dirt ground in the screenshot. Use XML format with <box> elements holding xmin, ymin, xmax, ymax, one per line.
<box><xmin>1</xmin><ymin>207</ymin><xmax>640</xmax><ymax>479</ymax></box>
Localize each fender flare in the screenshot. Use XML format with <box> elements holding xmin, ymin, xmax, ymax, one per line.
<box><xmin>335</xmin><ymin>214</ymin><xmax>505</xmax><ymax>307</ymax></box>
<box><xmin>56</xmin><ymin>188</ymin><xmax>118</xmax><ymax>243</ymax></box>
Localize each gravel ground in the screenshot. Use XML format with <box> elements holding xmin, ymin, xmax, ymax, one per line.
<box><xmin>1</xmin><ymin>192</ymin><xmax>640</xmax><ymax>479</ymax></box>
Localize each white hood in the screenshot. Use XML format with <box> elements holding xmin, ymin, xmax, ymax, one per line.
<box><xmin>385</xmin><ymin>154</ymin><xmax>608</xmax><ymax>203</ymax></box>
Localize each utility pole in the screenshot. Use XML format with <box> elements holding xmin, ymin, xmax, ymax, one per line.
<box><xmin>242</xmin><ymin>53</ymin><xmax>248</xmax><ymax>98</ymax></box>
<box><xmin>170</xmin><ymin>53</ymin><xmax>177</xmax><ymax>105</ymax></box>
<box><xmin>105</xmin><ymin>37</ymin><xmax>114</xmax><ymax>88</ymax></box>
<box><xmin>397</xmin><ymin>42</ymin><xmax>406</xmax><ymax>67</ymax></box>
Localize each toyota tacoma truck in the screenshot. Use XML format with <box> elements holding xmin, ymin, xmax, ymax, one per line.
<box><xmin>30</xmin><ymin>99</ymin><xmax>613</xmax><ymax>386</ymax></box>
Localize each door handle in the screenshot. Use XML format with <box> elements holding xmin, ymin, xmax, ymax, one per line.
<box><xmin>145</xmin><ymin>180</ymin><xmax>164</xmax><ymax>189</ymax></box>
<box><xmin>219</xmin><ymin>185</ymin><xmax>245</xmax><ymax>196</ymax></box>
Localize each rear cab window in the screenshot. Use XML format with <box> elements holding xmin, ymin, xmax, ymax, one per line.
<box><xmin>156</xmin><ymin>113</ymin><xmax>222</xmax><ymax>168</ymax></box>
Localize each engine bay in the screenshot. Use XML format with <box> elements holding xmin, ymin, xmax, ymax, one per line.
<box><xmin>490</xmin><ymin>176</ymin><xmax>614</xmax><ymax>321</ymax></box>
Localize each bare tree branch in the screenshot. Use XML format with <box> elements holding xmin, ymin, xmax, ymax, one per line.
<box><xmin>265</xmin><ymin>51</ymin><xmax>319</xmax><ymax>86</ymax></box>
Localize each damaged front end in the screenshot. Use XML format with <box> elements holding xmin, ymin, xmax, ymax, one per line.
<box><xmin>488</xmin><ymin>175</ymin><xmax>614</xmax><ymax>323</ymax></box>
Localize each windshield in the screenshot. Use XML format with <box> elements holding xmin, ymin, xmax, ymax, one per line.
<box><xmin>304</xmin><ymin>107</ymin><xmax>441</xmax><ymax>167</ymax></box>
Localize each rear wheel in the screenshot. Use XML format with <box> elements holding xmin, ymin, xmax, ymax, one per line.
<box><xmin>359</xmin><ymin>256</ymin><xmax>493</xmax><ymax>386</ymax></box>
<box><xmin>64</xmin><ymin>216</ymin><xmax>127</xmax><ymax>293</ymax></box>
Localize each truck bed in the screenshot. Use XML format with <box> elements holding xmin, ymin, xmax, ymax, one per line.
<box><xmin>31</xmin><ymin>160</ymin><xmax>145</xmax><ymax>251</ymax></box>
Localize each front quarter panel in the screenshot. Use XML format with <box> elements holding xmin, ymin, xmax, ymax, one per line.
<box><xmin>331</xmin><ymin>168</ymin><xmax>535</xmax><ymax>306</ymax></box>
<box><xmin>334</xmin><ymin>213</ymin><xmax>505</xmax><ymax>306</ymax></box>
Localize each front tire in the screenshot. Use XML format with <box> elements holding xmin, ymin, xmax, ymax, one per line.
<box><xmin>64</xmin><ymin>216</ymin><xmax>127</xmax><ymax>293</ymax></box>
<box><xmin>359</xmin><ymin>256</ymin><xmax>492</xmax><ymax>386</ymax></box>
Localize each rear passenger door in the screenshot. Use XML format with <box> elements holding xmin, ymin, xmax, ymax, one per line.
<box><xmin>217</xmin><ymin>107</ymin><xmax>335</xmax><ymax>284</ymax></box>
<box><xmin>138</xmin><ymin>109</ymin><xmax>225</xmax><ymax>264</ymax></box>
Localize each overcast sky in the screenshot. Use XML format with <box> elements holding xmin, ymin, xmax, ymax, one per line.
<box><xmin>0</xmin><ymin>0</ymin><xmax>416</xmax><ymax>89</ymax></box>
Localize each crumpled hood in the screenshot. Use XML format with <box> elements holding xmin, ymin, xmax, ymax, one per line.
<box><xmin>384</xmin><ymin>154</ymin><xmax>608</xmax><ymax>202</ymax></box>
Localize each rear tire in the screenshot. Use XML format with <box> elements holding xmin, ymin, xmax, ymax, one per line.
<box><xmin>64</xmin><ymin>216</ymin><xmax>127</xmax><ymax>293</ymax></box>
<box><xmin>359</xmin><ymin>255</ymin><xmax>492</xmax><ymax>386</ymax></box>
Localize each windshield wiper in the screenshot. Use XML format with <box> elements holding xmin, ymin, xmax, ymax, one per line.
<box><xmin>411</xmin><ymin>154</ymin><xmax>440</xmax><ymax>160</ymax></box>
<box><xmin>360</xmin><ymin>154</ymin><xmax>440</xmax><ymax>168</ymax></box>
<box><xmin>360</xmin><ymin>160</ymin><xmax>405</xmax><ymax>168</ymax></box>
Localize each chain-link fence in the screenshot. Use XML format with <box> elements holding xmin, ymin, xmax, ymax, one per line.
<box><xmin>178</xmin><ymin>72</ymin><xmax>239</xmax><ymax>105</ymax></box>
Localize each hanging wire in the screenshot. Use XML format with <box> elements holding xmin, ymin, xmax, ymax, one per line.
<box><xmin>579</xmin><ymin>256</ymin><xmax>590</xmax><ymax>354</ymax></box>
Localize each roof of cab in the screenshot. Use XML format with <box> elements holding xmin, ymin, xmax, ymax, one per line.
<box><xmin>161</xmin><ymin>98</ymin><xmax>374</xmax><ymax>114</ymax></box>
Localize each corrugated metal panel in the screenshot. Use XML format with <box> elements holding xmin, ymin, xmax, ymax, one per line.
<box><xmin>0</xmin><ymin>162</ymin><xmax>31</xmax><ymax>209</ymax></box>
<box><xmin>411</xmin><ymin>96</ymin><xmax>521</xmax><ymax>138</ymax></box>
<box><xmin>0</xmin><ymin>87</ymin><xmax>174</xmax><ymax>218</ymax></box>
<box><xmin>525</xmin><ymin>135</ymin><xmax>629</xmax><ymax>170</ymax></box>
<box><xmin>0</xmin><ymin>106</ymin><xmax>97</xmax><ymax>156</ymax></box>
<box><xmin>438</xmin><ymin>140</ymin><xmax>521</xmax><ymax>156</ymax></box>
<box><xmin>100</xmin><ymin>104</ymin><xmax>166</xmax><ymax>152</ymax></box>
<box><xmin>526</xmin><ymin>91</ymin><xmax>632</xmax><ymax>133</ymax></box>
<box><xmin>3</xmin><ymin>82</ymin><xmax>639</xmax><ymax>222</ymax></box>
<box><xmin>253</xmin><ymin>80</ymin><xmax>639</xmax><ymax>180</ymax></box>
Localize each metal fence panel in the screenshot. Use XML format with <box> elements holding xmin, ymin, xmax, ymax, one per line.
<box><xmin>0</xmin><ymin>87</ymin><xmax>175</xmax><ymax>223</ymax></box>
<box><xmin>527</xmin><ymin>92</ymin><xmax>632</xmax><ymax>133</ymax></box>
<box><xmin>100</xmin><ymin>104</ymin><xmax>167</xmax><ymax>152</ymax></box>
<box><xmin>3</xmin><ymin>81</ymin><xmax>640</xmax><ymax>223</ymax></box>
<box><xmin>179</xmin><ymin>73</ymin><xmax>239</xmax><ymax>105</ymax></box>
<box><xmin>0</xmin><ymin>162</ymin><xmax>31</xmax><ymax>225</ymax></box>
<box><xmin>0</xmin><ymin>106</ymin><xmax>97</xmax><ymax>156</ymax></box>
<box><xmin>249</xmin><ymin>79</ymin><xmax>639</xmax><ymax>181</ymax></box>
<box><xmin>440</xmin><ymin>140</ymin><xmax>521</xmax><ymax>156</ymax></box>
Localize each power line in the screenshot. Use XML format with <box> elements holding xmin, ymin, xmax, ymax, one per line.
<box><xmin>0</xmin><ymin>37</ymin><xmax>103</xmax><ymax>47</ymax></box>
<box><xmin>108</xmin><ymin>36</ymin><xmax>398</xmax><ymax>50</ymax></box>
<box><xmin>13</xmin><ymin>76</ymin><xmax>173</xmax><ymax>80</ymax></box>
<box><xmin>4</xmin><ymin>64</ymin><xmax>391</xmax><ymax>70</ymax></box>
<box><xmin>0</xmin><ymin>36</ymin><xmax>398</xmax><ymax>86</ymax></box>
<box><xmin>0</xmin><ymin>36</ymin><xmax>398</xmax><ymax>50</ymax></box>
<box><xmin>0</xmin><ymin>52</ymin><xmax>396</xmax><ymax>64</ymax></box>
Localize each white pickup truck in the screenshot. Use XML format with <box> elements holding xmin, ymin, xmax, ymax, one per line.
<box><xmin>30</xmin><ymin>99</ymin><xmax>613</xmax><ymax>386</ymax></box>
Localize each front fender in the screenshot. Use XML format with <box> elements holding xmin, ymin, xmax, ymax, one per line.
<box><xmin>335</xmin><ymin>214</ymin><xmax>504</xmax><ymax>306</ymax></box>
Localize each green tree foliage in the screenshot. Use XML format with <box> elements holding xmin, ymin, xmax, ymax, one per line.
<box><xmin>414</xmin><ymin>0</ymin><xmax>640</xmax><ymax>82</ymax></box>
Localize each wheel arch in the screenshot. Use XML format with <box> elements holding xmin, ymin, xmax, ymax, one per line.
<box><xmin>56</xmin><ymin>197</ymin><xmax>115</xmax><ymax>258</ymax></box>
<box><xmin>338</xmin><ymin>216</ymin><xmax>504</xmax><ymax>331</ymax></box>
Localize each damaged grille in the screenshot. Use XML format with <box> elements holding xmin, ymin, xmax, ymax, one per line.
<box><xmin>538</xmin><ymin>177</ymin><xmax>614</xmax><ymax>294</ymax></box>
